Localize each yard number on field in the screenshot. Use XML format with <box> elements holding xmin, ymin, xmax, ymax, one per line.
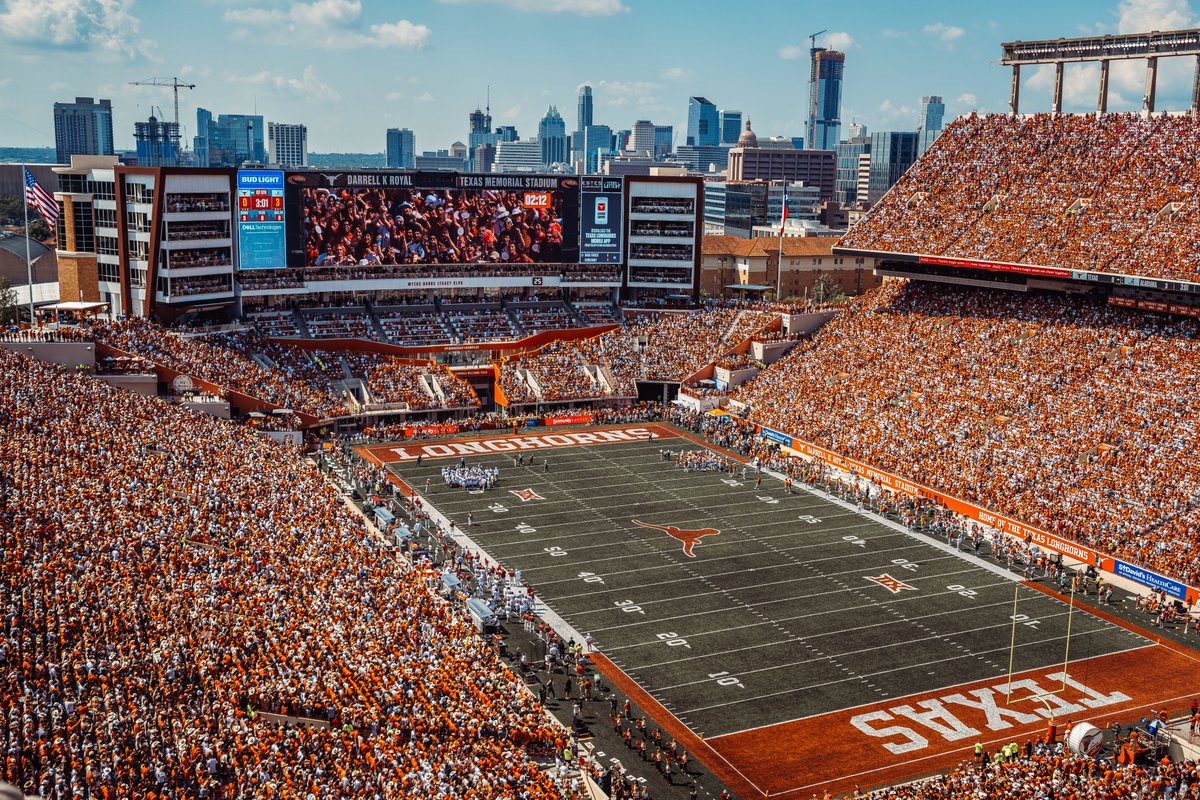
<box><xmin>615</xmin><ymin>599</ymin><xmax>645</xmax><ymax>615</ymax></box>
<box><xmin>708</xmin><ymin>671</ymin><xmax>746</xmax><ymax>689</ymax></box>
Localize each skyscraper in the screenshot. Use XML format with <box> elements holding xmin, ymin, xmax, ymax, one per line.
<box><xmin>582</xmin><ymin>124</ymin><xmax>612</xmax><ymax>174</ymax></box>
<box><xmin>629</xmin><ymin>121</ymin><xmax>656</xmax><ymax>155</ymax></box>
<box><xmin>686</xmin><ymin>97</ymin><xmax>718</xmax><ymax>147</ymax></box>
<box><xmin>53</xmin><ymin>97</ymin><xmax>114</xmax><ymax>163</ymax></box>
<box><xmin>193</xmin><ymin>109</ymin><xmax>265</xmax><ymax>167</ymax></box>
<box><xmin>577</xmin><ymin>85</ymin><xmax>593</xmax><ymax>133</ymax></box>
<box><xmin>866</xmin><ymin>131</ymin><xmax>919</xmax><ymax>205</ymax></box>
<box><xmin>835</xmin><ymin>130</ymin><xmax>870</xmax><ymax>206</ymax></box>
<box><xmin>496</xmin><ymin>125</ymin><xmax>519</xmax><ymax>142</ymax></box>
<box><xmin>807</xmin><ymin>48</ymin><xmax>845</xmax><ymax>151</ymax></box>
<box><xmin>268</xmin><ymin>122</ymin><xmax>308</xmax><ymax>167</ymax></box>
<box><xmin>386</xmin><ymin>128</ymin><xmax>416</xmax><ymax>169</ymax></box>
<box><xmin>133</xmin><ymin>115</ymin><xmax>182</xmax><ymax>167</ymax></box>
<box><xmin>538</xmin><ymin>106</ymin><xmax>567</xmax><ymax>166</ymax></box>
<box><xmin>719</xmin><ymin>110</ymin><xmax>743</xmax><ymax>145</ymax></box>
<box><xmin>467</xmin><ymin>104</ymin><xmax>497</xmax><ymax>171</ymax></box>
<box><xmin>917</xmin><ymin>95</ymin><xmax>945</xmax><ymax>153</ymax></box>
<box><xmin>653</xmin><ymin>125</ymin><xmax>674</xmax><ymax>159</ymax></box>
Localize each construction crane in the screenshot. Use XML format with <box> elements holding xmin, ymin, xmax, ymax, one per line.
<box><xmin>809</xmin><ymin>29</ymin><xmax>828</xmax><ymax>52</ymax></box>
<box><xmin>128</xmin><ymin>77</ymin><xmax>196</xmax><ymax>128</ymax></box>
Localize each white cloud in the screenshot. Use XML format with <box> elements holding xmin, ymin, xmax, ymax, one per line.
<box><xmin>1109</xmin><ymin>0</ymin><xmax>1199</xmax><ymax>100</ymax></box>
<box><xmin>0</xmin><ymin>0</ymin><xmax>157</xmax><ymax>61</ymax></box>
<box><xmin>438</xmin><ymin>0</ymin><xmax>628</xmax><ymax>15</ymax></box>
<box><xmin>224</xmin><ymin>0</ymin><xmax>430</xmax><ymax>48</ymax></box>
<box><xmin>778</xmin><ymin>45</ymin><xmax>805</xmax><ymax>60</ymax></box>
<box><xmin>955</xmin><ymin>92</ymin><xmax>977</xmax><ymax>107</ymax></box>
<box><xmin>824</xmin><ymin>31</ymin><xmax>856</xmax><ymax>51</ymax></box>
<box><xmin>228</xmin><ymin>65</ymin><xmax>340</xmax><ymax>103</ymax></box>
<box><xmin>1026</xmin><ymin>62</ymin><xmax>1130</xmax><ymax>109</ymax></box>
<box><xmin>660</xmin><ymin>67</ymin><xmax>686</xmax><ymax>80</ymax></box>
<box><xmin>595</xmin><ymin>79</ymin><xmax>661</xmax><ymax>109</ymax></box>
<box><xmin>923</xmin><ymin>22</ymin><xmax>965</xmax><ymax>44</ymax></box>
<box><xmin>500</xmin><ymin>104</ymin><xmax>522</xmax><ymax>121</ymax></box>
<box><xmin>881</xmin><ymin>28</ymin><xmax>908</xmax><ymax>38</ymax></box>
<box><xmin>413</xmin><ymin>91</ymin><xmax>434</xmax><ymax>103</ymax></box>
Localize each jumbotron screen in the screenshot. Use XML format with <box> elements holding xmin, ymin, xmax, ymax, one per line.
<box><xmin>285</xmin><ymin>172</ymin><xmax>580</xmax><ymax>268</ymax></box>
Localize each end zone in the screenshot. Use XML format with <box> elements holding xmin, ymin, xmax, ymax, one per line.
<box><xmin>704</xmin><ymin>643</ymin><xmax>1200</xmax><ymax>798</ymax></box>
<box><xmin>357</xmin><ymin>423</ymin><xmax>678</xmax><ymax>466</ymax></box>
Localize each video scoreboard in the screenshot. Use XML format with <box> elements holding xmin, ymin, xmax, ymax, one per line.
<box><xmin>236</xmin><ymin>170</ymin><xmax>285</xmax><ymax>270</ymax></box>
<box><xmin>579</xmin><ymin>176</ymin><xmax>623</xmax><ymax>264</ymax></box>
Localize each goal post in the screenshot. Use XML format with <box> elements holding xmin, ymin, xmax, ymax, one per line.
<box><xmin>1005</xmin><ymin>581</ymin><xmax>1078</xmax><ymax>716</ymax></box>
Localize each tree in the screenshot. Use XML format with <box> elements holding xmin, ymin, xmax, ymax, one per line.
<box><xmin>810</xmin><ymin>273</ymin><xmax>845</xmax><ymax>305</ymax></box>
<box><xmin>24</xmin><ymin>219</ymin><xmax>51</xmax><ymax>242</ymax></box>
<box><xmin>0</xmin><ymin>276</ymin><xmax>19</xmax><ymax>326</ymax></box>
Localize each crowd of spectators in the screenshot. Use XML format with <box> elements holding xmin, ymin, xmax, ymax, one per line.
<box><xmin>167</xmin><ymin>247</ymin><xmax>232</xmax><ymax>269</ymax></box>
<box><xmin>165</xmin><ymin>193</ymin><xmax>228</xmax><ymax>213</ymax></box>
<box><xmin>340</xmin><ymin>353</ymin><xmax>480</xmax><ymax>411</ymax></box>
<box><xmin>449</xmin><ymin>307</ymin><xmax>520</xmax><ymax>342</ymax></box>
<box><xmin>840</xmin><ymin>112</ymin><xmax>1200</xmax><ymax>284</ymax></box>
<box><xmin>86</xmin><ymin>320</ymin><xmax>349</xmax><ymax>418</ymax></box>
<box><xmin>303</xmin><ymin>187</ymin><xmax>566</xmax><ymax>268</ymax></box>
<box><xmin>168</xmin><ymin>275</ymin><xmax>233</xmax><ymax>296</ymax></box>
<box><xmin>376</xmin><ymin>309</ymin><xmax>455</xmax><ymax>347</ymax></box>
<box><xmin>512</xmin><ymin>305</ymin><xmax>580</xmax><ymax>335</ymax></box>
<box><xmin>733</xmin><ymin>279</ymin><xmax>1200</xmax><ymax>585</ymax></box>
<box><xmin>304</xmin><ymin>309</ymin><xmax>379</xmax><ymax>340</ymax></box>
<box><xmin>500</xmin><ymin>342</ymin><xmax>606</xmax><ymax>404</ymax></box>
<box><xmin>857</xmin><ymin>750</ymin><xmax>1200</xmax><ymax>800</ymax></box>
<box><xmin>0</xmin><ymin>346</ymin><xmax>572</xmax><ymax>800</ymax></box>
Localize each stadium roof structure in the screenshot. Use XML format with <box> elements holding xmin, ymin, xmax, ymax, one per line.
<box><xmin>999</xmin><ymin>28</ymin><xmax>1200</xmax><ymax>113</ymax></box>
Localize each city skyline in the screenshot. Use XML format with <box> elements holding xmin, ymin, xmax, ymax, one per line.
<box><xmin>1</xmin><ymin>0</ymin><xmax>1199</xmax><ymax>156</ymax></box>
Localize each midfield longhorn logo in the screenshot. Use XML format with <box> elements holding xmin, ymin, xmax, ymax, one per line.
<box><xmin>631</xmin><ymin>519</ymin><xmax>720</xmax><ymax>558</ymax></box>
<box><xmin>510</xmin><ymin>488</ymin><xmax>545</xmax><ymax>502</ymax></box>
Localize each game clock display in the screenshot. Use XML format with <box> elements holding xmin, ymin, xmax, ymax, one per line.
<box><xmin>236</xmin><ymin>170</ymin><xmax>286</xmax><ymax>270</ymax></box>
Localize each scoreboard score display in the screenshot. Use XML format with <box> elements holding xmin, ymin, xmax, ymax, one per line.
<box><xmin>236</xmin><ymin>170</ymin><xmax>286</xmax><ymax>270</ymax></box>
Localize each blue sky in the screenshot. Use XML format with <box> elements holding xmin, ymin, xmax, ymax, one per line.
<box><xmin>1</xmin><ymin>0</ymin><xmax>1198</xmax><ymax>155</ymax></box>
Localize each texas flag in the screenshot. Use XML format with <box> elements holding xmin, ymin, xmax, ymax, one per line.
<box><xmin>779</xmin><ymin>191</ymin><xmax>789</xmax><ymax>235</ymax></box>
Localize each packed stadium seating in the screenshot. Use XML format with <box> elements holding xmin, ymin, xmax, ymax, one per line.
<box><xmin>340</xmin><ymin>352</ymin><xmax>480</xmax><ymax>410</ymax></box>
<box><xmin>303</xmin><ymin>308</ymin><xmax>380</xmax><ymax>340</ymax></box>
<box><xmin>376</xmin><ymin>307</ymin><xmax>456</xmax><ymax>346</ymax></box>
<box><xmin>861</xmin><ymin>749</ymin><xmax>1200</xmax><ymax>800</ymax></box>
<box><xmin>840</xmin><ymin>112</ymin><xmax>1200</xmax><ymax>284</ymax></box>
<box><xmin>512</xmin><ymin>304</ymin><xmax>581</xmax><ymax>335</ymax></box>
<box><xmin>0</xmin><ymin>346</ymin><xmax>567</xmax><ymax>800</ymax></box>
<box><xmin>448</xmin><ymin>306</ymin><xmax>520</xmax><ymax>342</ymax></box>
<box><xmin>87</xmin><ymin>320</ymin><xmax>348</xmax><ymax>418</ymax></box>
<box><xmin>499</xmin><ymin>342</ymin><xmax>607</xmax><ymax>403</ymax></box>
<box><xmin>733</xmin><ymin>279</ymin><xmax>1200</xmax><ymax>585</ymax></box>
<box><xmin>247</xmin><ymin>309</ymin><xmax>302</xmax><ymax>338</ymax></box>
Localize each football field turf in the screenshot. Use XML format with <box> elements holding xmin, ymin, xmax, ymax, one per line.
<box><xmin>360</xmin><ymin>424</ymin><xmax>1200</xmax><ymax>798</ymax></box>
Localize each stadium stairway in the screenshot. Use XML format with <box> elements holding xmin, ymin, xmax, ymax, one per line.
<box><xmin>293</xmin><ymin>308</ymin><xmax>312</xmax><ymax>339</ymax></box>
<box><xmin>503</xmin><ymin>301</ymin><xmax>527</xmax><ymax>337</ymax></box>
<box><xmin>566</xmin><ymin>301</ymin><xmax>589</xmax><ymax>327</ymax></box>
<box><xmin>439</xmin><ymin>310</ymin><xmax>463</xmax><ymax>344</ymax></box>
<box><xmin>423</xmin><ymin>372</ymin><xmax>446</xmax><ymax>404</ymax></box>
<box><xmin>363</xmin><ymin>300</ymin><xmax>389</xmax><ymax>341</ymax></box>
<box><xmin>517</xmin><ymin>367</ymin><xmax>543</xmax><ymax>401</ymax></box>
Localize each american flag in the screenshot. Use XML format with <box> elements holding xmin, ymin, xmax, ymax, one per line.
<box><xmin>24</xmin><ymin>167</ymin><xmax>59</xmax><ymax>228</ymax></box>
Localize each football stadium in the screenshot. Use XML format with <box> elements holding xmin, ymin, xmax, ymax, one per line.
<box><xmin>7</xmin><ymin>25</ymin><xmax>1200</xmax><ymax>800</ymax></box>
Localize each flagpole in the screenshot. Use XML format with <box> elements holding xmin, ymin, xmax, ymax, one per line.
<box><xmin>776</xmin><ymin>193</ymin><xmax>784</xmax><ymax>302</ymax></box>
<box><xmin>23</xmin><ymin>164</ymin><xmax>35</xmax><ymax>327</ymax></box>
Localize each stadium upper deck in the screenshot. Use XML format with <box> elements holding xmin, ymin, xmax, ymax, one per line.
<box><xmin>837</xmin><ymin>112</ymin><xmax>1200</xmax><ymax>289</ymax></box>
